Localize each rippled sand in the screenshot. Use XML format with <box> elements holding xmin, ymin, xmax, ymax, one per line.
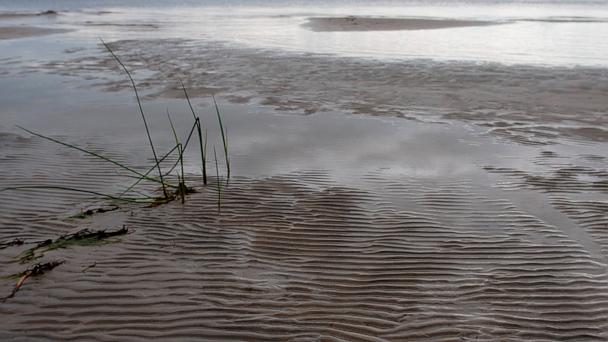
<box><xmin>1</xmin><ymin>101</ymin><xmax>608</xmax><ymax>340</ymax></box>
<box><xmin>2</xmin><ymin>174</ymin><xmax>608</xmax><ymax>340</ymax></box>
<box><xmin>1</xmin><ymin>10</ymin><xmax>608</xmax><ymax>341</ymax></box>
<box><xmin>21</xmin><ymin>39</ymin><xmax>608</xmax><ymax>145</ymax></box>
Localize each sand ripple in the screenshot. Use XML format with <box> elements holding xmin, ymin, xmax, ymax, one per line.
<box><xmin>18</xmin><ymin>39</ymin><xmax>608</xmax><ymax>145</ymax></box>
<box><xmin>2</xmin><ymin>161</ymin><xmax>608</xmax><ymax>340</ymax></box>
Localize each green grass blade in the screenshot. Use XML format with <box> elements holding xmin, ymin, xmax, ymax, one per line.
<box><xmin>167</xmin><ymin>109</ymin><xmax>180</xmax><ymax>146</ymax></box>
<box><xmin>1</xmin><ymin>186</ymin><xmax>150</xmax><ymax>203</ymax></box>
<box><xmin>17</xmin><ymin>125</ymin><xmax>166</xmax><ymax>186</ymax></box>
<box><xmin>212</xmin><ymin>95</ymin><xmax>230</xmax><ymax>178</ymax></box>
<box><xmin>213</xmin><ymin>146</ymin><xmax>221</xmax><ymax>214</ymax></box>
<box><xmin>162</xmin><ymin>120</ymin><xmax>199</xmax><ymax>177</ymax></box>
<box><xmin>180</xmin><ymin>81</ymin><xmax>207</xmax><ymax>184</ymax></box>
<box><xmin>197</xmin><ymin>121</ymin><xmax>207</xmax><ymax>184</ymax></box>
<box><xmin>166</xmin><ymin>109</ymin><xmax>186</xmax><ymax>194</ymax></box>
<box><xmin>180</xmin><ymin>80</ymin><xmax>197</xmax><ymax>121</ymax></box>
<box><xmin>119</xmin><ymin>144</ymin><xmax>180</xmax><ymax>197</ymax></box>
<box><xmin>100</xmin><ymin>39</ymin><xmax>167</xmax><ymax>198</ymax></box>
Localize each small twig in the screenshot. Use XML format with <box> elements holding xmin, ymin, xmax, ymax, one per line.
<box><xmin>16</xmin><ymin>226</ymin><xmax>129</xmax><ymax>263</ymax></box>
<box><xmin>82</xmin><ymin>262</ymin><xmax>97</xmax><ymax>273</ymax></box>
<box><xmin>71</xmin><ymin>205</ymin><xmax>119</xmax><ymax>219</ymax></box>
<box><xmin>2</xmin><ymin>260</ymin><xmax>64</xmax><ymax>302</ymax></box>
<box><xmin>0</xmin><ymin>238</ymin><xmax>25</xmax><ymax>250</ymax></box>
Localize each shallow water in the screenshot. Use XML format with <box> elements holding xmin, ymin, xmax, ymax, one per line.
<box><xmin>2</xmin><ymin>0</ymin><xmax>608</xmax><ymax>66</ymax></box>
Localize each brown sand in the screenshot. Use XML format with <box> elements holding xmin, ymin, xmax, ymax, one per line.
<box><xmin>303</xmin><ymin>17</ymin><xmax>500</xmax><ymax>32</ymax></box>
<box><xmin>1</xmin><ymin>170</ymin><xmax>608</xmax><ymax>340</ymax></box>
<box><xmin>23</xmin><ymin>39</ymin><xmax>608</xmax><ymax>145</ymax></box>
<box><xmin>1</xmin><ymin>89</ymin><xmax>607</xmax><ymax>340</ymax></box>
<box><xmin>0</xmin><ymin>26</ymin><xmax>70</xmax><ymax>40</ymax></box>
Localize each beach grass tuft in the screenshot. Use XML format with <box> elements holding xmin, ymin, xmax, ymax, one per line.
<box><xmin>4</xmin><ymin>39</ymin><xmax>231</xmax><ymax>210</ymax></box>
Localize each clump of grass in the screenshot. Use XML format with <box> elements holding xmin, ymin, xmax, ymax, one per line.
<box><xmin>4</xmin><ymin>39</ymin><xmax>231</xmax><ymax>209</ymax></box>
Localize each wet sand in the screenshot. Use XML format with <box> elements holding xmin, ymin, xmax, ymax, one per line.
<box><xmin>304</xmin><ymin>17</ymin><xmax>499</xmax><ymax>32</ymax></box>
<box><xmin>0</xmin><ymin>26</ymin><xmax>70</xmax><ymax>40</ymax></box>
<box><xmin>0</xmin><ymin>11</ymin><xmax>58</xmax><ymax>19</ymax></box>
<box><xmin>0</xmin><ymin>118</ymin><xmax>606</xmax><ymax>337</ymax></box>
<box><xmin>1</xmin><ymin>94</ymin><xmax>608</xmax><ymax>340</ymax></box>
<box><xmin>1</xmin><ymin>10</ymin><xmax>608</xmax><ymax>342</ymax></box>
<box><xmin>20</xmin><ymin>39</ymin><xmax>608</xmax><ymax>145</ymax></box>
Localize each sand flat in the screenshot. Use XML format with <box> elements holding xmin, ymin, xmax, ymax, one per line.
<box><xmin>0</xmin><ymin>26</ymin><xmax>70</xmax><ymax>40</ymax></box>
<box><xmin>1</xmin><ymin>54</ymin><xmax>608</xmax><ymax>341</ymax></box>
<box><xmin>26</xmin><ymin>39</ymin><xmax>608</xmax><ymax>145</ymax></box>
<box><xmin>304</xmin><ymin>17</ymin><xmax>500</xmax><ymax>32</ymax></box>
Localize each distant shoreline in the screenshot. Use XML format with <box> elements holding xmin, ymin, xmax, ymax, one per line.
<box><xmin>303</xmin><ymin>17</ymin><xmax>501</xmax><ymax>32</ymax></box>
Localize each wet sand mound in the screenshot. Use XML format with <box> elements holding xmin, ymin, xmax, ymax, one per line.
<box><xmin>0</xmin><ymin>26</ymin><xmax>70</xmax><ymax>40</ymax></box>
<box><xmin>0</xmin><ymin>11</ymin><xmax>59</xmax><ymax>20</ymax></box>
<box><xmin>304</xmin><ymin>17</ymin><xmax>499</xmax><ymax>32</ymax></box>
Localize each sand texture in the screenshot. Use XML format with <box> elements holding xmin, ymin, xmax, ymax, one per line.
<box><xmin>1</xmin><ymin>144</ymin><xmax>608</xmax><ymax>340</ymax></box>
<box><xmin>1</xmin><ymin>93</ymin><xmax>607</xmax><ymax>340</ymax></box>
<box><xmin>0</xmin><ymin>26</ymin><xmax>69</xmax><ymax>40</ymax></box>
<box><xmin>20</xmin><ymin>39</ymin><xmax>608</xmax><ymax>145</ymax></box>
<box><xmin>304</xmin><ymin>17</ymin><xmax>499</xmax><ymax>32</ymax></box>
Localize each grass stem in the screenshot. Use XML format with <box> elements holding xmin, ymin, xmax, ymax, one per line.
<box><xmin>1</xmin><ymin>186</ymin><xmax>150</xmax><ymax>203</ymax></box>
<box><xmin>100</xmin><ymin>39</ymin><xmax>167</xmax><ymax>198</ymax></box>
<box><xmin>213</xmin><ymin>146</ymin><xmax>221</xmax><ymax>214</ymax></box>
<box><xmin>181</xmin><ymin>81</ymin><xmax>207</xmax><ymax>184</ymax></box>
<box><xmin>17</xmin><ymin>125</ymin><xmax>167</xmax><ymax>187</ymax></box>
<box><xmin>212</xmin><ymin>95</ymin><xmax>230</xmax><ymax>179</ymax></box>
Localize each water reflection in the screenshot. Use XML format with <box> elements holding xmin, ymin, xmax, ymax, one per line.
<box><xmin>2</xmin><ymin>1</ymin><xmax>608</xmax><ymax>66</ymax></box>
<box><xmin>0</xmin><ymin>74</ymin><xmax>531</xmax><ymax>184</ymax></box>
